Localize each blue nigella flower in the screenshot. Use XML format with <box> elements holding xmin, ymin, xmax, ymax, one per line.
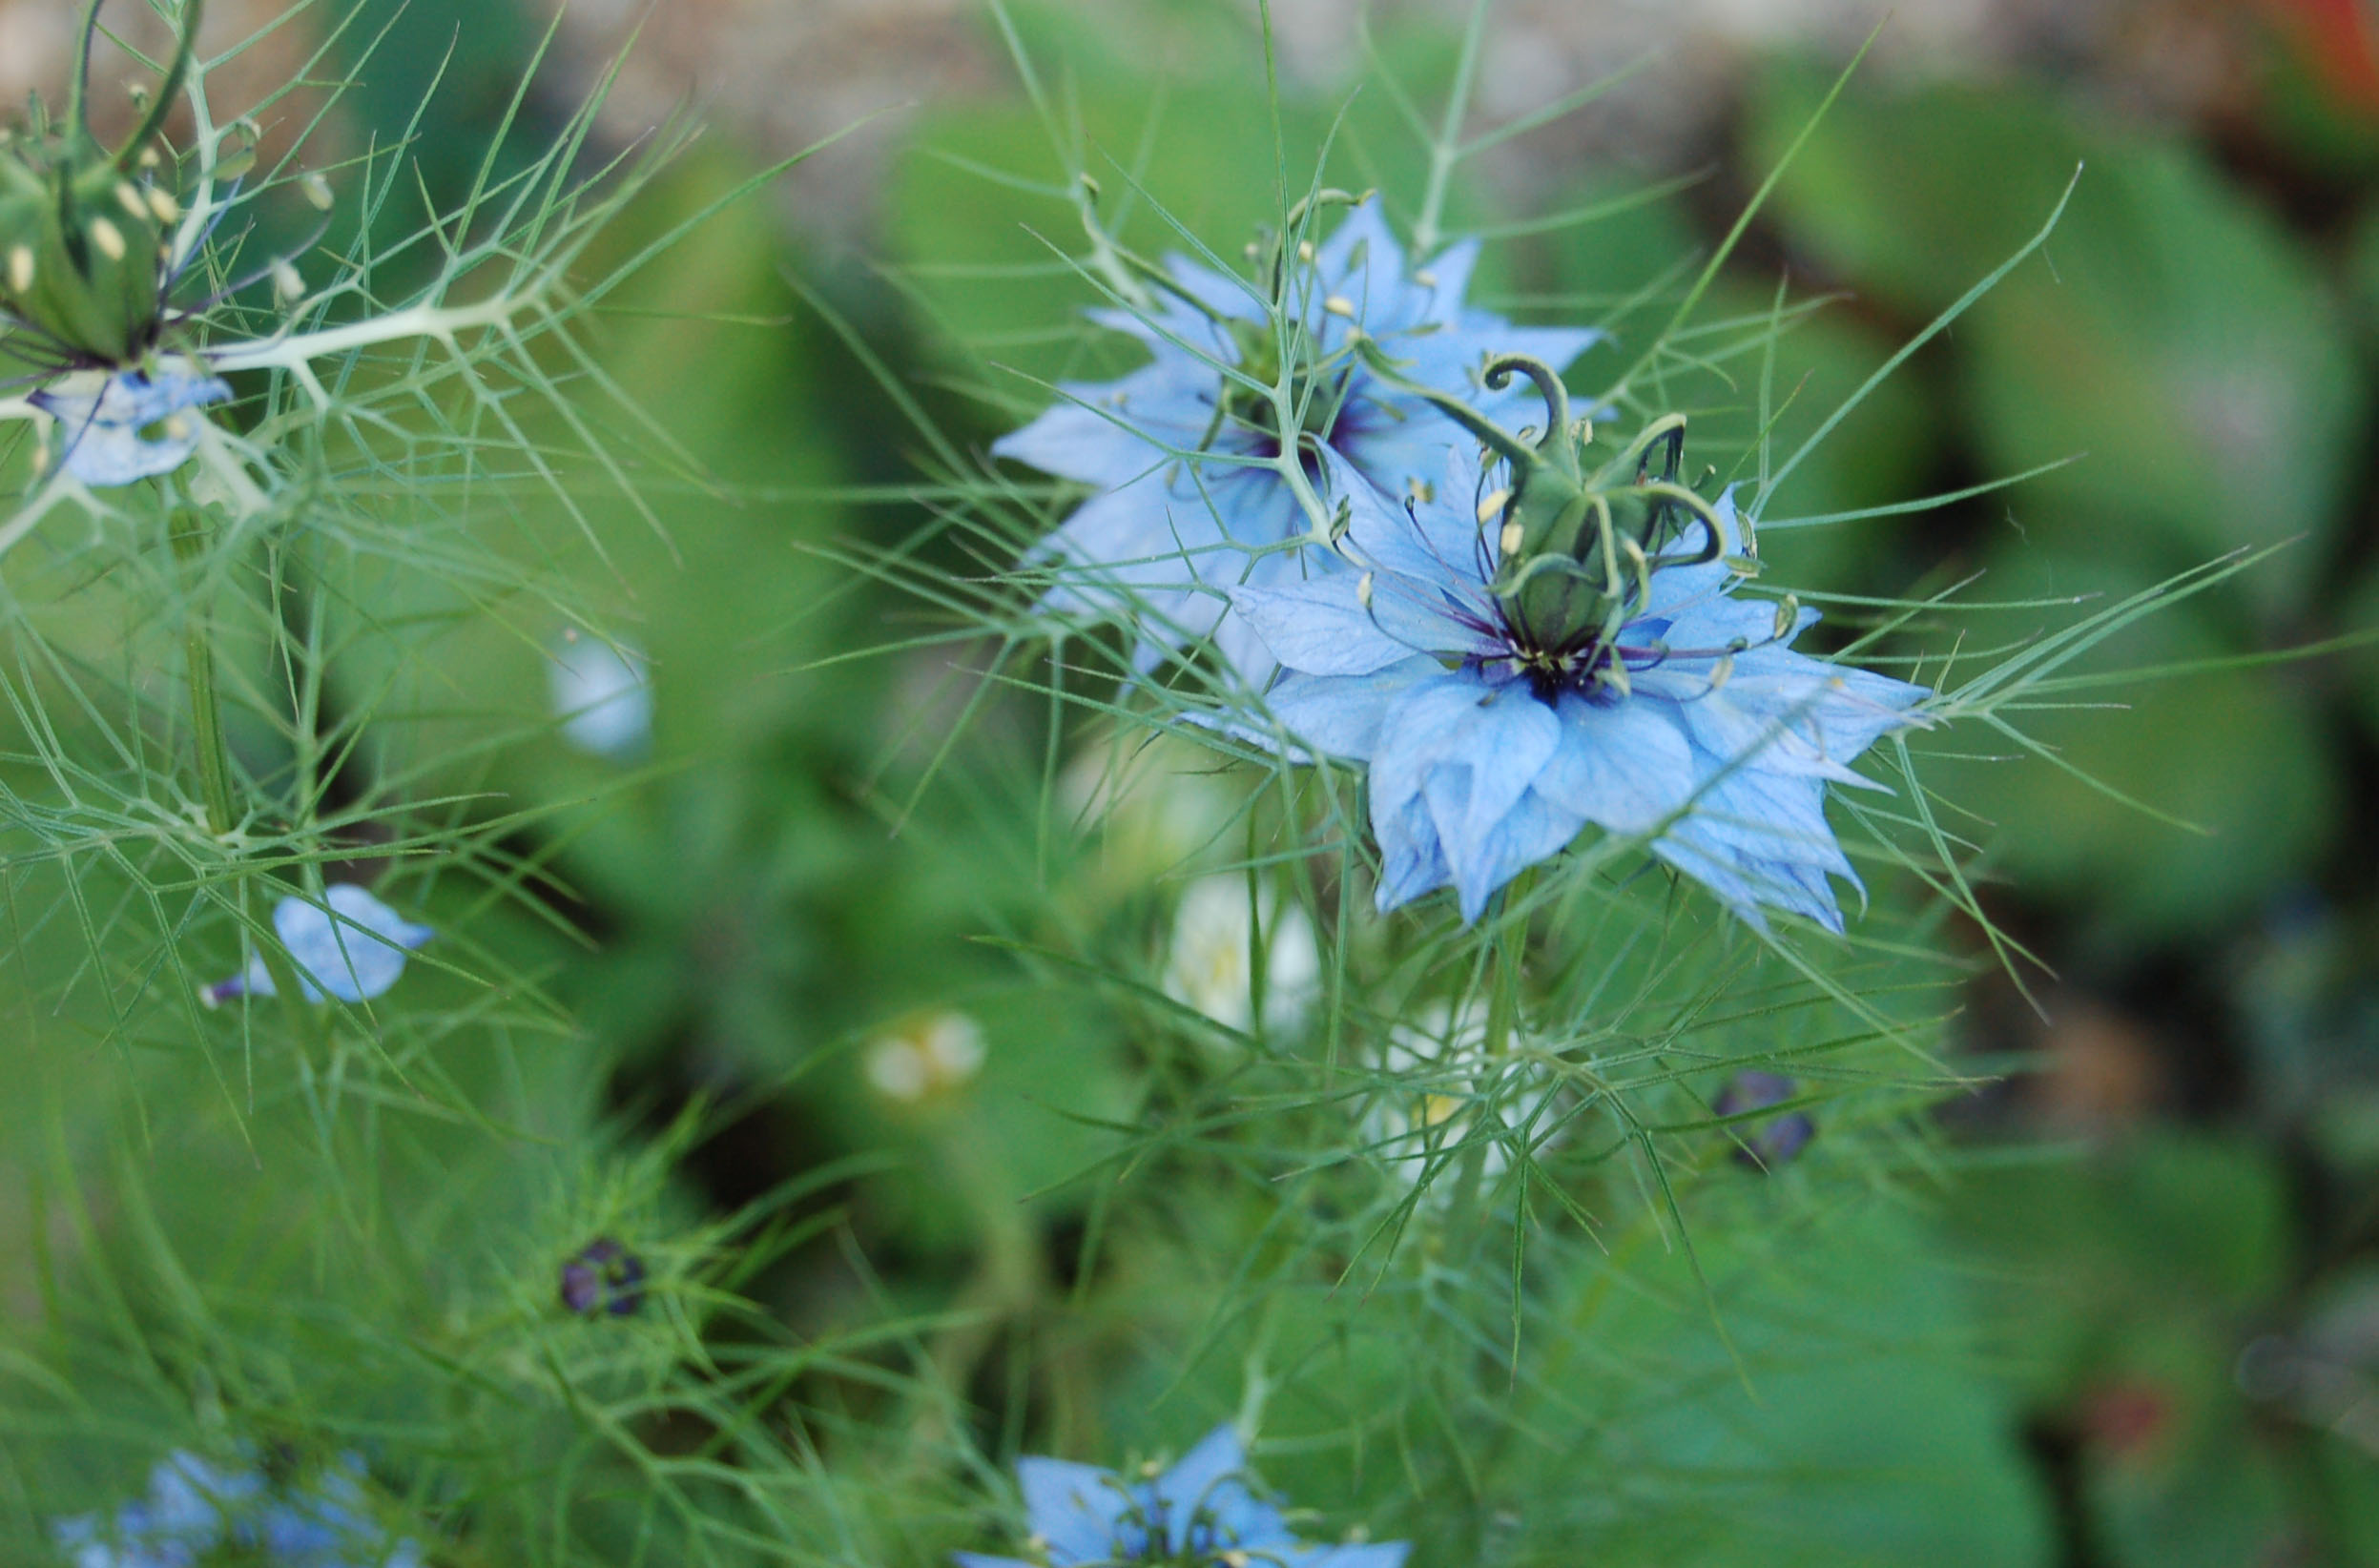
<box><xmin>1225</xmin><ymin>443</ymin><xmax>1930</xmax><ymax>928</ymax></box>
<box><xmin>200</xmin><ymin>884</ymin><xmax>434</xmax><ymax>1006</ymax></box>
<box><xmin>559</xmin><ymin>1237</ymin><xmax>648</xmax><ymax>1317</ymax></box>
<box><xmin>27</xmin><ymin>361</ymin><xmax>231</xmax><ymax>487</ymax></box>
<box><xmin>995</xmin><ymin>198</ymin><xmax>1597</xmax><ymax>675</ymax></box>
<box><xmin>52</xmin><ymin>1449</ymin><xmax>423</xmax><ymax>1568</ymax></box>
<box><xmin>957</xmin><ymin>1424</ymin><xmax>1406</xmax><ymax>1568</ymax></box>
<box><xmin>1712</xmin><ymin>1070</ymin><xmax>1817</xmax><ymax>1171</ymax></box>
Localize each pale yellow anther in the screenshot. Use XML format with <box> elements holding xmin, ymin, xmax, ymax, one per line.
<box><xmin>1356</xmin><ymin>571</ymin><xmax>1376</xmax><ymax>609</ymax></box>
<box><xmin>1222</xmin><ymin>1553</ymin><xmax>1252</xmax><ymax>1568</ymax></box>
<box><xmin>1707</xmin><ymin>654</ymin><xmax>1734</xmax><ymax>693</ymax></box>
<box><xmin>147</xmin><ymin>187</ymin><xmax>180</xmax><ymax>223</ymax></box>
<box><xmin>8</xmin><ymin>245</ymin><xmax>33</xmax><ymax>294</ymax></box>
<box><xmin>1322</xmin><ymin>294</ymin><xmax>1355</xmax><ymax>318</ymax></box>
<box><xmin>271</xmin><ymin>258</ymin><xmax>305</xmax><ymax>303</ymax></box>
<box><xmin>1772</xmin><ymin>594</ymin><xmax>1799</xmax><ymax>640</ymax></box>
<box><xmin>302</xmin><ymin>172</ymin><xmax>334</xmax><ymax>211</ymax></box>
<box><xmin>90</xmin><ymin>217</ymin><xmax>127</xmax><ymax>261</ymax></box>
<box><xmin>1296</xmin><ymin>239</ymin><xmax>1314</xmax><ymax>262</ymax></box>
<box><xmin>1476</xmin><ymin>487</ymin><xmax>1510</xmax><ymax>525</ymax></box>
<box><xmin>138</xmin><ymin>145</ymin><xmax>160</xmax><ymax>169</ymax></box>
<box><xmin>1414</xmin><ymin>269</ymin><xmax>1438</xmax><ymax>289</ymax></box>
<box><xmin>1500</xmin><ymin>520</ymin><xmax>1522</xmax><ymax>559</ymax></box>
<box><xmin>30</xmin><ymin>442</ymin><xmax>51</xmax><ymax>479</ymax></box>
<box><xmin>1408</xmin><ymin>477</ymin><xmax>1434</xmax><ymax>505</ymax></box>
<box><xmin>114</xmin><ymin>182</ymin><xmax>149</xmax><ymax>219</ymax></box>
<box><xmin>164</xmin><ymin>416</ymin><xmax>192</xmax><ymax>441</ymax></box>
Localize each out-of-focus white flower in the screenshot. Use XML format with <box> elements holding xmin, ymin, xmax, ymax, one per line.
<box><xmin>1364</xmin><ymin>1000</ymin><xmax>1552</xmax><ymax>1190</ymax></box>
<box><xmin>1058</xmin><ymin>736</ymin><xmax>1237</xmax><ymax>897</ymax></box>
<box><xmin>1162</xmin><ymin>875</ymin><xmax>1320</xmax><ymax>1041</ymax></box>
<box><xmin>864</xmin><ymin>1010</ymin><xmax>986</xmax><ymax>1104</ymax></box>
<box><xmin>548</xmin><ymin>629</ymin><xmax>652</xmax><ymax>759</ymax></box>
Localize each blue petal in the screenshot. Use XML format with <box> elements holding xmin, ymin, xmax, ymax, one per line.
<box><xmin>951</xmin><ymin>1557</ymin><xmax>1036</xmax><ymax>1568</ymax></box>
<box><xmin>30</xmin><ymin>367</ymin><xmax>232</xmax><ymax>488</ymax></box>
<box><xmin>1016</xmin><ymin>1458</ymin><xmax>1133</xmax><ymax>1564</ymax></box>
<box><xmin>1152</xmin><ymin>1426</ymin><xmax>1287</xmax><ymax>1551</ymax></box>
<box><xmin>1262</xmin><ymin>661</ymin><xmax>1439</xmax><ymax>762</ymax></box>
<box><xmin>1230</xmin><ymin>577</ymin><xmax>1419</xmax><ymax>676</ymax></box>
<box><xmin>256</xmin><ymin>885</ymin><xmax>434</xmax><ymax>1003</ymax></box>
<box><xmin>1368</xmin><ymin>671</ymin><xmax>1565</xmax><ymax>919</ymax></box>
<box><xmin>1536</xmin><ymin>694</ymin><xmax>1699</xmax><ymax>835</ymax></box>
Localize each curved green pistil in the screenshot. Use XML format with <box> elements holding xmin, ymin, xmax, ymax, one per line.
<box><xmin>1352</xmin><ymin>340</ymin><xmax>1733</xmax><ymax>687</ymax></box>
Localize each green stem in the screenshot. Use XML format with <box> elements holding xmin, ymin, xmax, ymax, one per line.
<box><xmin>172</xmin><ymin>506</ymin><xmax>320</xmax><ymax>1045</ymax></box>
<box><xmin>169</xmin><ymin>510</ymin><xmax>234</xmax><ymax>836</ymax></box>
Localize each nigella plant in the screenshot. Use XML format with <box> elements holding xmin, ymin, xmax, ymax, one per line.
<box><xmin>959</xmin><ymin>1425</ymin><xmax>1407</xmax><ymax>1568</ymax></box>
<box><xmin>1225</xmin><ymin>356</ymin><xmax>1929</xmax><ymax>926</ymax></box>
<box><xmin>996</xmin><ymin>196</ymin><xmax>1596</xmax><ymax>675</ymax></box>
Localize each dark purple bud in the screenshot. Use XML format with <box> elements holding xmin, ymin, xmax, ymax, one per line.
<box><xmin>1712</xmin><ymin>1070</ymin><xmax>1814</xmax><ymax>1172</ymax></box>
<box><xmin>560</xmin><ymin>1237</ymin><xmax>646</xmax><ymax>1316</ymax></box>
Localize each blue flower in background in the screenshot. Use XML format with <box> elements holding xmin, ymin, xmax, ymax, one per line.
<box><xmin>549</xmin><ymin>629</ymin><xmax>653</xmax><ymax>759</ymax></box>
<box><xmin>956</xmin><ymin>1424</ymin><xmax>1406</xmax><ymax>1568</ymax></box>
<box><xmin>201</xmin><ymin>885</ymin><xmax>434</xmax><ymax>1006</ymax></box>
<box><xmin>1227</xmin><ymin>445</ymin><xmax>1930</xmax><ymax>927</ymax></box>
<box><xmin>52</xmin><ymin>1449</ymin><xmax>422</xmax><ymax>1568</ymax></box>
<box><xmin>995</xmin><ymin>199</ymin><xmax>1597</xmax><ymax>674</ymax></box>
<box><xmin>28</xmin><ymin>362</ymin><xmax>231</xmax><ymax>487</ymax></box>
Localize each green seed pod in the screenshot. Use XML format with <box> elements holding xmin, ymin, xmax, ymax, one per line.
<box><xmin>0</xmin><ymin>0</ymin><xmax>201</xmax><ymax>364</ymax></box>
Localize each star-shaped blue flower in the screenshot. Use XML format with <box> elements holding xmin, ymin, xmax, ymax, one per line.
<box><xmin>200</xmin><ymin>884</ymin><xmax>435</xmax><ymax>1007</ymax></box>
<box><xmin>1226</xmin><ymin>447</ymin><xmax>1930</xmax><ymax>928</ymax></box>
<box><xmin>52</xmin><ymin>1449</ymin><xmax>423</xmax><ymax>1568</ymax></box>
<box><xmin>956</xmin><ymin>1425</ymin><xmax>1407</xmax><ymax>1568</ymax></box>
<box><xmin>995</xmin><ymin>200</ymin><xmax>1597</xmax><ymax>675</ymax></box>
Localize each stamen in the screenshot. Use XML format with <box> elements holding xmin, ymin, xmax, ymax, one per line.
<box><xmin>146</xmin><ymin>187</ymin><xmax>178</xmax><ymax>223</ymax></box>
<box><xmin>7</xmin><ymin>245</ymin><xmax>32</xmax><ymax>293</ymax></box>
<box><xmin>301</xmin><ymin>173</ymin><xmax>335</xmax><ymax>211</ymax></box>
<box><xmin>113</xmin><ymin>181</ymin><xmax>148</xmax><ymax>219</ymax></box>
<box><xmin>1475</xmin><ymin>488</ymin><xmax>1509</xmax><ymax>525</ymax></box>
<box><xmin>90</xmin><ymin>217</ymin><xmax>126</xmax><ymax>260</ymax></box>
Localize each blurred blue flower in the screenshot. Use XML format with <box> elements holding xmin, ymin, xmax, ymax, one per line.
<box><xmin>52</xmin><ymin>1449</ymin><xmax>422</xmax><ymax>1568</ymax></box>
<box><xmin>28</xmin><ymin>363</ymin><xmax>230</xmax><ymax>487</ymax></box>
<box><xmin>995</xmin><ymin>199</ymin><xmax>1597</xmax><ymax>673</ymax></box>
<box><xmin>1226</xmin><ymin>448</ymin><xmax>1929</xmax><ymax>927</ymax></box>
<box><xmin>548</xmin><ymin>630</ymin><xmax>652</xmax><ymax>758</ymax></box>
<box><xmin>202</xmin><ymin>885</ymin><xmax>434</xmax><ymax>1006</ymax></box>
<box><xmin>956</xmin><ymin>1424</ymin><xmax>1406</xmax><ymax>1568</ymax></box>
<box><xmin>1712</xmin><ymin>1070</ymin><xmax>1817</xmax><ymax>1171</ymax></box>
<box><xmin>560</xmin><ymin>1237</ymin><xmax>648</xmax><ymax>1316</ymax></box>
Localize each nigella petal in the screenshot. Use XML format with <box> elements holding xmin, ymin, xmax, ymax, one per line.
<box><xmin>1370</xmin><ymin>671</ymin><xmax>1550</xmax><ymax>824</ymax></box>
<box><xmin>1015</xmin><ymin>1458</ymin><xmax>1133</xmax><ymax>1565</ymax></box>
<box><xmin>1262</xmin><ymin>661</ymin><xmax>1438</xmax><ymax>762</ymax></box>
<box><xmin>1537</xmin><ymin>695</ymin><xmax>1699</xmax><ymax>835</ymax></box>
<box><xmin>1375</xmin><ymin>789</ymin><xmax>1455</xmax><ymax>911</ymax></box>
<box><xmin>1231</xmin><ymin>578</ymin><xmax>1422</xmax><ymax>676</ymax></box>
<box><xmin>30</xmin><ymin>366</ymin><xmax>232</xmax><ymax>488</ymax></box>
<box><xmin>1152</xmin><ymin>1426</ymin><xmax>1285</xmax><ymax>1550</ymax></box>
<box><xmin>1405</xmin><ymin>692</ymin><xmax>1563</xmax><ymax>895</ymax></box>
<box><xmin>263</xmin><ymin>885</ymin><xmax>434</xmax><ymax>1003</ymax></box>
<box><xmin>1437</xmin><ymin>785</ymin><xmax>1585</xmax><ymax>921</ymax></box>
